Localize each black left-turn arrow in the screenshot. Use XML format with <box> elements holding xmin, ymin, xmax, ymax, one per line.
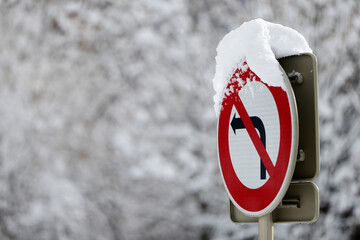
<box><xmin>231</xmin><ymin>113</ymin><xmax>267</xmax><ymax>180</ymax></box>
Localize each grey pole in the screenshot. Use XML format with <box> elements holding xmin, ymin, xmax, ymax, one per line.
<box><xmin>258</xmin><ymin>213</ymin><xmax>273</xmax><ymax>240</ymax></box>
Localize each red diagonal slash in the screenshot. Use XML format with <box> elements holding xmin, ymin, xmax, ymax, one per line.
<box><xmin>234</xmin><ymin>98</ymin><xmax>275</xmax><ymax>177</ymax></box>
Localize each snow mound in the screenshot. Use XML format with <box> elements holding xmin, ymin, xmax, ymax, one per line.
<box><xmin>212</xmin><ymin>18</ymin><xmax>312</xmax><ymax>116</ymax></box>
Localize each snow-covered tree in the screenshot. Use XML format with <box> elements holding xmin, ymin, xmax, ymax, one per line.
<box><xmin>0</xmin><ymin>0</ymin><xmax>359</xmax><ymax>239</ymax></box>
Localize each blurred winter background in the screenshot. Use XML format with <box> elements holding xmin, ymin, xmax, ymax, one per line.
<box><xmin>0</xmin><ymin>0</ymin><xmax>359</xmax><ymax>239</ymax></box>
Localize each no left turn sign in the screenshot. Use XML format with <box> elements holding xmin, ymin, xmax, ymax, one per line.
<box><xmin>217</xmin><ymin>61</ymin><xmax>298</xmax><ymax>217</ymax></box>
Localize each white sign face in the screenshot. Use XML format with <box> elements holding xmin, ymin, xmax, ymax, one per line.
<box><xmin>228</xmin><ymin>81</ymin><xmax>280</xmax><ymax>189</ymax></box>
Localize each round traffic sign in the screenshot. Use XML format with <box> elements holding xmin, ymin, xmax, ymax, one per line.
<box><xmin>217</xmin><ymin>61</ymin><xmax>298</xmax><ymax>217</ymax></box>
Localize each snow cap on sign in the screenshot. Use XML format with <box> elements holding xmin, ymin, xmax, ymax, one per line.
<box><xmin>212</xmin><ymin>18</ymin><xmax>312</xmax><ymax>116</ymax></box>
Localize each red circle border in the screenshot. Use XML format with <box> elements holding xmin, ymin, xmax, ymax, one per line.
<box><xmin>218</xmin><ymin>63</ymin><xmax>294</xmax><ymax>214</ymax></box>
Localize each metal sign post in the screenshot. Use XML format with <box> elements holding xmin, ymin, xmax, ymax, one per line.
<box><xmin>258</xmin><ymin>213</ymin><xmax>273</xmax><ymax>240</ymax></box>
